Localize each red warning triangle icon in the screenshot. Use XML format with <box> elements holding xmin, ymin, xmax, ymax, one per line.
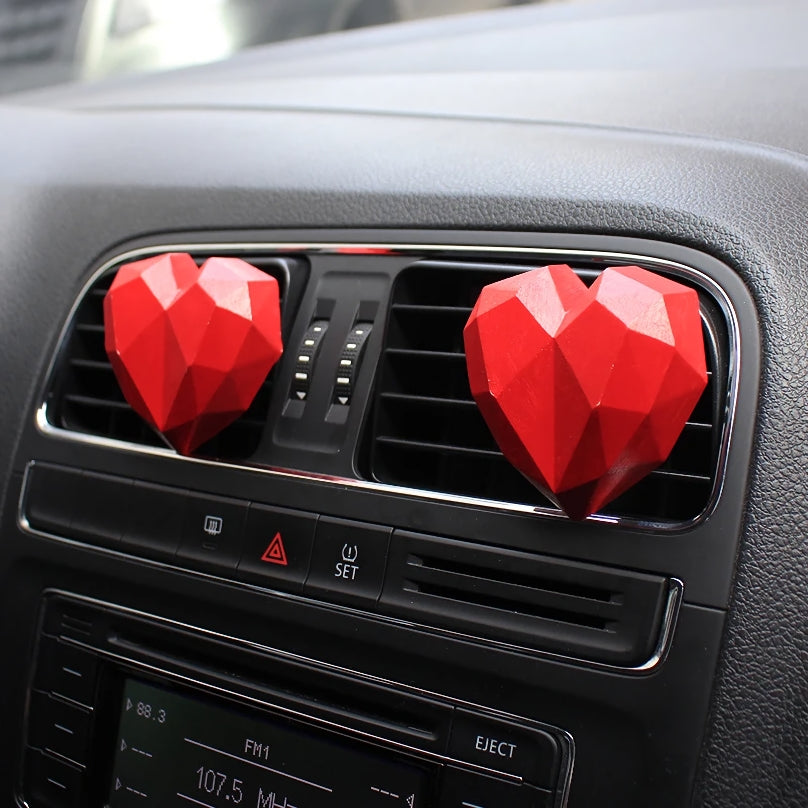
<box><xmin>261</xmin><ymin>532</ymin><xmax>288</xmax><ymax>566</ymax></box>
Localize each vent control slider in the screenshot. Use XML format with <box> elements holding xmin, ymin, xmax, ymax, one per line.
<box><xmin>333</xmin><ymin>323</ymin><xmax>373</xmax><ymax>406</ymax></box>
<box><xmin>291</xmin><ymin>320</ymin><xmax>329</xmax><ymax>401</ymax></box>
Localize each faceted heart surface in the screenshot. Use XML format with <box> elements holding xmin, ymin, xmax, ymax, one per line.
<box><xmin>104</xmin><ymin>252</ymin><xmax>283</xmax><ymax>455</ymax></box>
<box><xmin>464</xmin><ymin>264</ymin><xmax>707</xmax><ymax>520</ymax></box>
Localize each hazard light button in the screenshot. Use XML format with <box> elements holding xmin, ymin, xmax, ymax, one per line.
<box><xmin>236</xmin><ymin>504</ymin><xmax>317</xmax><ymax>593</ymax></box>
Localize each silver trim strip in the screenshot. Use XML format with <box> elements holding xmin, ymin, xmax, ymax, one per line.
<box><xmin>17</xmin><ymin>461</ymin><xmax>682</xmax><ymax>676</ymax></box>
<box><xmin>34</xmin><ymin>239</ymin><xmax>740</xmax><ymax>533</ymax></box>
<box><xmin>39</xmin><ymin>589</ymin><xmax>575</xmax><ymax>806</ymax></box>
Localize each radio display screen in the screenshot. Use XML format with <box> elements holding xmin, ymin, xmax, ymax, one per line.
<box><xmin>107</xmin><ymin>678</ymin><xmax>432</xmax><ymax>808</ymax></box>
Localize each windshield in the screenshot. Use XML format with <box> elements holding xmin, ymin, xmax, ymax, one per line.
<box><xmin>0</xmin><ymin>0</ymin><xmax>545</xmax><ymax>95</ymax></box>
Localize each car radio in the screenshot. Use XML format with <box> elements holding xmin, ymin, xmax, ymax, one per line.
<box><xmin>21</xmin><ymin>593</ymin><xmax>573</xmax><ymax>808</ymax></box>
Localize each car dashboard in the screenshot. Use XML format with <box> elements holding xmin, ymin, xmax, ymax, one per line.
<box><xmin>0</xmin><ymin>2</ymin><xmax>807</xmax><ymax>807</ymax></box>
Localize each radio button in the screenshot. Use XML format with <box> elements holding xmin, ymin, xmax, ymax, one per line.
<box><xmin>448</xmin><ymin>710</ymin><xmax>559</xmax><ymax>788</ymax></box>
<box><xmin>28</xmin><ymin>691</ymin><xmax>91</xmax><ymax>766</ymax></box>
<box><xmin>440</xmin><ymin>767</ymin><xmax>552</xmax><ymax>808</ymax></box>
<box><xmin>304</xmin><ymin>517</ymin><xmax>392</xmax><ymax>607</ymax></box>
<box><xmin>237</xmin><ymin>504</ymin><xmax>317</xmax><ymax>592</ymax></box>
<box><xmin>24</xmin><ymin>748</ymin><xmax>84</xmax><ymax>808</ymax></box>
<box><xmin>34</xmin><ymin>638</ymin><xmax>98</xmax><ymax>707</ymax></box>
<box><xmin>177</xmin><ymin>493</ymin><xmax>248</xmax><ymax>573</ymax></box>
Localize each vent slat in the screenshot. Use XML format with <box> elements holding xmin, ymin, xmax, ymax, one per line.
<box><xmin>381</xmin><ymin>390</ymin><xmax>713</xmax><ymax>438</ymax></box>
<box><xmin>649</xmin><ymin>469</ymin><xmax>712</xmax><ymax>483</ymax></box>
<box><xmin>381</xmin><ymin>392</ymin><xmax>478</xmax><ymax>408</ymax></box>
<box><xmin>683</xmin><ymin>421</ymin><xmax>712</xmax><ymax>431</ymax></box>
<box><xmin>407</xmin><ymin>578</ymin><xmax>613</xmax><ymax>631</ymax></box>
<box><xmin>404</xmin><ymin>565</ymin><xmax>624</xmax><ymax>626</ymax></box>
<box><xmin>367</xmin><ymin>260</ymin><xmax>727</xmax><ymax>523</ymax></box>
<box><xmin>386</xmin><ymin>347</ymin><xmax>466</xmax><ymax>360</ymax></box>
<box><xmin>64</xmin><ymin>394</ymin><xmax>130</xmax><ymax>411</ymax></box>
<box><xmin>391</xmin><ymin>304</ymin><xmax>473</xmax><ymax>315</ymax></box>
<box><xmin>376</xmin><ymin>436</ymin><xmax>711</xmax><ymax>484</ymax></box>
<box><xmin>376</xmin><ymin>436</ymin><xmax>501</xmax><ymax>460</ymax></box>
<box><xmin>70</xmin><ymin>358</ymin><xmax>114</xmax><ymax>371</ymax></box>
<box><xmin>409</xmin><ymin>552</ymin><xmax>615</xmax><ymax>601</ymax></box>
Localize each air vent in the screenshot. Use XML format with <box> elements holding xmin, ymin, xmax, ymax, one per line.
<box><xmin>380</xmin><ymin>531</ymin><xmax>670</xmax><ymax>666</ymax></box>
<box><xmin>47</xmin><ymin>254</ymin><xmax>300</xmax><ymax>461</ymax></box>
<box><xmin>367</xmin><ymin>260</ymin><xmax>727</xmax><ymax>524</ymax></box>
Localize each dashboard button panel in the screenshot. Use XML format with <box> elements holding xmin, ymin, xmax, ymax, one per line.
<box><xmin>20</xmin><ymin>462</ymin><xmax>673</xmax><ymax>669</ymax></box>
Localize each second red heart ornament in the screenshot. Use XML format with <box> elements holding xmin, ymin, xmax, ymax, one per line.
<box><xmin>464</xmin><ymin>264</ymin><xmax>708</xmax><ymax>520</ymax></box>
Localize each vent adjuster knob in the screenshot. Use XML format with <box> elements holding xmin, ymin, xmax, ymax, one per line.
<box><xmin>333</xmin><ymin>323</ymin><xmax>373</xmax><ymax>406</ymax></box>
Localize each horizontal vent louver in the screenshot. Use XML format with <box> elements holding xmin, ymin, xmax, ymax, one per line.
<box><xmin>380</xmin><ymin>531</ymin><xmax>669</xmax><ymax>666</ymax></box>
<box><xmin>368</xmin><ymin>261</ymin><xmax>726</xmax><ymax>524</ymax></box>
<box><xmin>48</xmin><ymin>256</ymin><xmax>289</xmax><ymax>460</ymax></box>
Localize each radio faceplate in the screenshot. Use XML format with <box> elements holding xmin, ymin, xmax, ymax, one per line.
<box><xmin>21</xmin><ymin>593</ymin><xmax>572</xmax><ymax>808</ymax></box>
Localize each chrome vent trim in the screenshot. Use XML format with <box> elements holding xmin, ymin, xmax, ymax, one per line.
<box><xmin>36</xmin><ymin>241</ymin><xmax>741</xmax><ymax>533</ymax></box>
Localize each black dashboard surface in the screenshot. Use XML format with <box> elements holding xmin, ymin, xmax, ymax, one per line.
<box><xmin>1</xmin><ymin>2</ymin><xmax>808</xmax><ymax>807</ymax></box>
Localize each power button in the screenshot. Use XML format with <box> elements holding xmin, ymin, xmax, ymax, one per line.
<box><xmin>304</xmin><ymin>517</ymin><xmax>392</xmax><ymax>607</ymax></box>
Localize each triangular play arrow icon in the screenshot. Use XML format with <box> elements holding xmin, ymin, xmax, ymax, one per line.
<box><xmin>261</xmin><ymin>532</ymin><xmax>288</xmax><ymax>566</ymax></box>
<box><xmin>121</xmin><ymin>739</ymin><xmax>127</xmax><ymax>752</ymax></box>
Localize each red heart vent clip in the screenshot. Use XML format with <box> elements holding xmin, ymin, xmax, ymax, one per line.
<box><xmin>104</xmin><ymin>252</ymin><xmax>283</xmax><ymax>455</ymax></box>
<box><xmin>464</xmin><ymin>264</ymin><xmax>707</xmax><ymax>520</ymax></box>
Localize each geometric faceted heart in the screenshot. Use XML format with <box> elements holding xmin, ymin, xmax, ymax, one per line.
<box><xmin>464</xmin><ymin>264</ymin><xmax>707</xmax><ymax>520</ymax></box>
<box><xmin>104</xmin><ymin>252</ymin><xmax>283</xmax><ymax>455</ymax></box>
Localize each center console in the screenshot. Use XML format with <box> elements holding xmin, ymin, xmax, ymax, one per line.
<box><xmin>23</xmin><ymin>594</ymin><xmax>570</xmax><ymax>808</ymax></box>
<box><xmin>5</xmin><ymin>228</ymin><xmax>760</xmax><ymax>808</ymax></box>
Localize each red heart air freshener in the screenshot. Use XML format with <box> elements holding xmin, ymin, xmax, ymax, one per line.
<box><xmin>464</xmin><ymin>264</ymin><xmax>707</xmax><ymax>520</ymax></box>
<box><xmin>104</xmin><ymin>252</ymin><xmax>283</xmax><ymax>455</ymax></box>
